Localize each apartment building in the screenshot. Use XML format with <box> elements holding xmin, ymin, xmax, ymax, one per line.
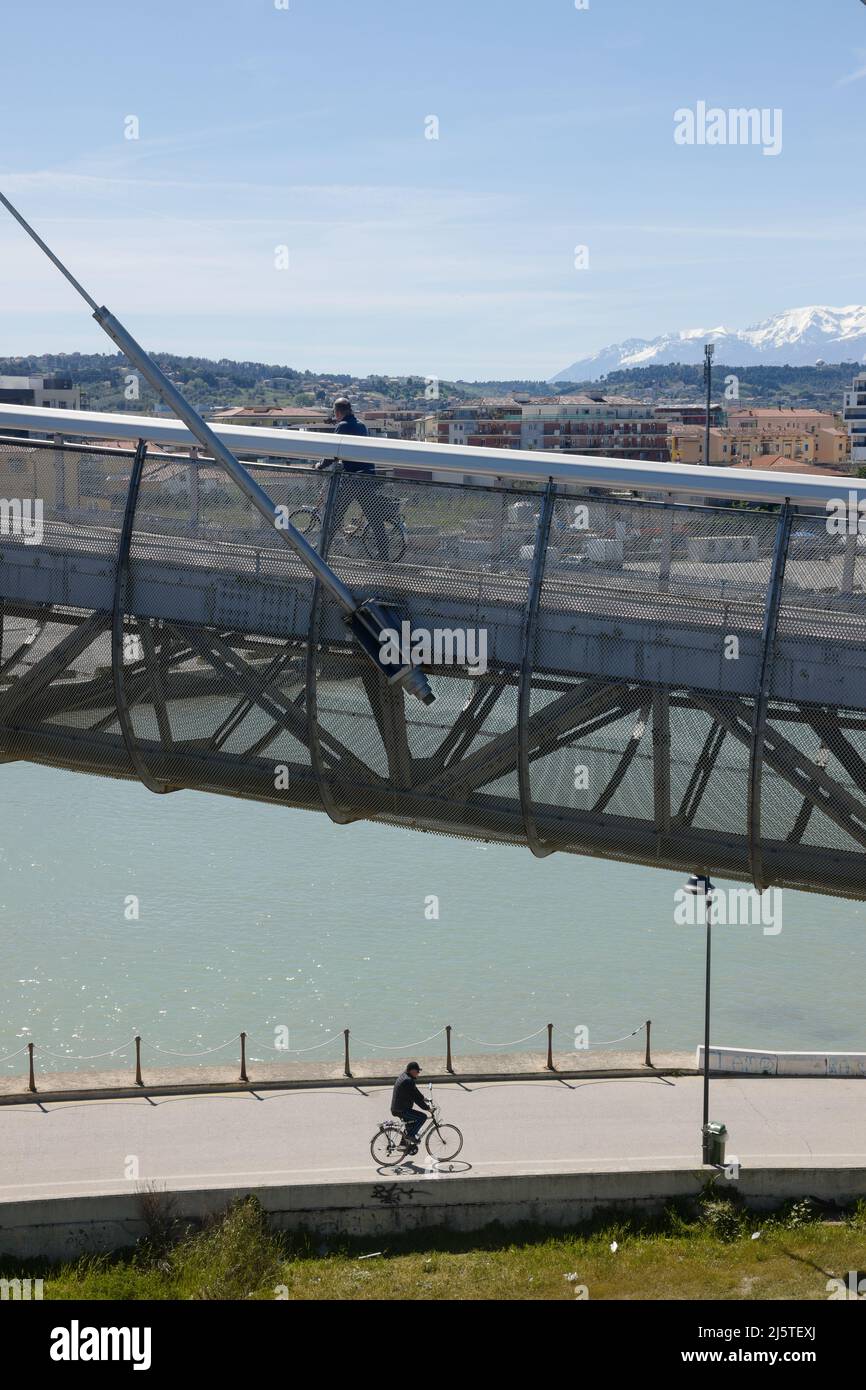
<box><xmin>654</xmin><ymin>402</ymin><xmax>725</xmax><ymax>427</ymax></box>
<box><xmin>520</xmin><ymin>394</ymin><xmax>668</xmax><ymax>460</ymax></box>
<box><xmin>0</xmin><ymin>374</ymin><xmax>82</xmax><ymax>450</ymax></box>
<box><xmin>670</xmin><ymin>409</ymin><xmax>849</xmax><ymax>469</ymax></box>
<box><xmin>0</xmin><ymin>374</ymin><xmax>80</xmax><ymax>412</ymax></box>
<box><xmin>0</xmin><ymin>439</ymin><xmax>78</xmax><ymax>510</ymax></box>
<box><xmin>359</xmin><ymin>409</ymin><xmax>427</xmax><ymax>440</ymax></box>
<box><xmin>418</xmin><ymin>394</ymin><xmax>667</xmax><ymax>460</ymax></box>
<box><xmin>727</xmin><ymin>407</ymin><xmax>846</xmax><ymax>459</ymax></box>
<box><xmin>843</xmin><ymin>370</ymin><xmax>866</xmax><ymax>465</ymax></box>
<box><xmin>418</xmin><ymin>397</ymin><xmax>524</xmax><ymax>449</ymax></box>
<box><xmin>668</xmin><ymin>426</ymin><xmax>729</xmax><ymax>465</ymax></box>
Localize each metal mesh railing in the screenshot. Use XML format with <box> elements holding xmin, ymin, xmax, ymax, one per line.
<box><xmin>2</xmin><ymin>436</ymin><xmax>866</xmax><ymax>897</ymax></box>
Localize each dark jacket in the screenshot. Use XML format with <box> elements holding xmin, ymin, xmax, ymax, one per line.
<box><xmin>316</xmin><ymin>411</ymin><xmax>373</xmax><ymax>475</ymax></box>
<box><xmin>335</xmin><ymin>411</ymin><xmax>369</xmax><ymax>439</ymax></box>
<box><xmin>391</xmin><ymin>1071</ymin><xmax>430</xmax><ymax>1116</ymax></box>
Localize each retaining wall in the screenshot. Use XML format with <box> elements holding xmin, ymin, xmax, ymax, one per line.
<box><xmin>3</xmin><ymin>1165</ymin><xmax>866</xmax><ymax>1262</ymax></box>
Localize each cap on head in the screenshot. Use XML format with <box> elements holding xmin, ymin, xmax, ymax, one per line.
<box><xmin>407</xmin><ymin>1061</ymin><xmax>421</xmax><ymax>1073</ymax></box>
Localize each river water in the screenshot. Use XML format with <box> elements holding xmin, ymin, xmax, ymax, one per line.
<box><xmin>2</xmin><ymin>761</ymin><xmax>864</xmax><ymax>1075</ymax></box>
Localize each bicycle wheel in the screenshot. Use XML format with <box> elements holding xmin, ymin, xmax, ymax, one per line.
<box><xmin>362</xmin><ymin>519</ymin><xmax>406</xmax><ymax>563</ymax></box>
<box><xmin>425</xmin><ymin>1123</ymin><xmax>463</xmax><ymax>1162</ymax></box>
<box><xmin>287</xmin><ymin>507</ymin><xmax>321</xmax><ymax>536</ymax></box>
<box><xmin>371</xmin><ymin>1123</ymin><xmax>405</xmax><ymax>1166</ymax></box>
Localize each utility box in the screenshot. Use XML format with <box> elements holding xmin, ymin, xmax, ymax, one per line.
<box><xmin>585</xmin><ymin>537</ymin><xmax>623</xmax><ymax>566</ymax></box>
<box><xmin>687</xmin><ymin>534</ymin><xmax>758</xmax><ymax>563</ymax></box>
<box><xmin>703</xmin><ymin>1121</ymin><xmax>728</xmax><ymax>1165</ymax></box>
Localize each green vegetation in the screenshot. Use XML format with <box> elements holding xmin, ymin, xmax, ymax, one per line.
<box><xmin>574</xmin><ymin>360</ymin><xmax>860</xmax><ymax>411</ymax></box>
<box><xmin>5</xmin><ymin>352</ymin><xmax>856</xmax><ymax>418</ymax></box>
<box><xmin>5</xmin><ymin>1191</ymin><xmax>866</xmax><ymax>1301</ymax></box>
<box><xmin>0</xmin><ymin>352</ymin><xmax>467</xmax><ymax>415</ymax></box>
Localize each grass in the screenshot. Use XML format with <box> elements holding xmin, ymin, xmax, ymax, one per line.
<box><xmin>4</xmin><ymin>1191</ymin><xmax>866</xmax><ymax>1301</ymax></box>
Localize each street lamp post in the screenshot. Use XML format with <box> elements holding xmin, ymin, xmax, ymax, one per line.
<box><xmin>703</xmin><ymin>343</ymin><xmax>714</xmax><ymax>466</ymax></box>
<box><xmin>685</xmin><ymin>872</ymin><xmax>716</xmax><ymax>1161</ymax></box>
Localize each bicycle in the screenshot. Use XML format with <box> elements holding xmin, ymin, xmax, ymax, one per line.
<box><xmin>370</xmin><ymin>1084</ymin><xmax>463</xmax><ymax>1166</ymax></box>
<box><xmin>288</xmin><ymin>486</ymin><xmax>407</xmax><ymax>563</ymax></box>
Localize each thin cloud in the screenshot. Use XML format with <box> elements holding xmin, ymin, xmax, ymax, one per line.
<box><xmin>837</xmin><ymin>50</ymin><xmax>866</xmax><ymax>86</ymax></box>
<box><xmin>591</xmin><ymin>219</ymin><xmax>866</xmax><ymax>243</ymax></box>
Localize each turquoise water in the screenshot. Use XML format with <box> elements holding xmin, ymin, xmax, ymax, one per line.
<box><xmin>1</xmin><ymin>761</ymin><xmax>864</xmax><ymax>1075</ymax></box>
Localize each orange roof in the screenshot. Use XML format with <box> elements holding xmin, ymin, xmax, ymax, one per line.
<box><xmin>727</xmin><ymin>408</ymin><xmax>833</xmax><ymax>420</ymax></box>
<box><xmin>729</xmin><ymin>455</ymin><xmax>848</xmax><ymax>476</ymax></box>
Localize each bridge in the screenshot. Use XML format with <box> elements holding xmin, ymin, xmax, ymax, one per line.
<box><xmin>2</xmin><ymin>402</ymin><xmax>866</xmax><ymax>900</ymax></box>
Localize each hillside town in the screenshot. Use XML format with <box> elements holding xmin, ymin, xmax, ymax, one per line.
<box><xmin>3</xmin><ymin>365</ymin><xmax>864</xmax><ymax>475</ymax></box>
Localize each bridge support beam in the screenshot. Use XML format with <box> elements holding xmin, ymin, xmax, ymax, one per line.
<box><xmin>517</xmin><ymin>480</ymin><xmax>555</xmax><ymax>858</ymax></box>
<box><xmin>111</xmin><ymin>439</ymin><xmax>174</xmax><ymax>796</ymax></box>
<box><xmin>305</xmin><ymin>465</ymin><xmax>357</xmax><ymax>826</ymax></box>
<box><xmin>747</xmin><ymin>503</ymin><xmax>792</xmax><ymax>891</ymax></box>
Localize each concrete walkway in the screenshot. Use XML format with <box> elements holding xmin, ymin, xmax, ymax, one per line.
<box><xmin>1</xmin><ymin>1075</ymin><xmax>864</xmax><ymax>1204</ymax></box>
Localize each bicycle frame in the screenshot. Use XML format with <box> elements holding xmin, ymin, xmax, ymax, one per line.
<box><xmin>396</xmin><ymin>1083</ymin><xmax>443</xmax><ymax>1144</ymax></box>
<box><xmin>291</xmin><ymin>491</ymin><xmax>407</xmax><ymax>559</ymax></box>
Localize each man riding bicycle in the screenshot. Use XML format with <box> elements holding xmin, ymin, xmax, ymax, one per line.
<box><xmin>315</xmin><ymin>396</ymin><xmax>389</xmax><ymax>560</ymax></box>
<box><xmin>390</xmin><ymin>1061</ymin><xmax>430</xmax><ymax>1153</ymax></box>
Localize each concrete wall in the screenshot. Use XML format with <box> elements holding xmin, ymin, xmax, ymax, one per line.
<box><xmin>698</xmin><ymin>1046</ymin><xmax>866</xmax><ymax>1077</ymax></box>
<box><xmin>3</xmin><ymin>1166</ymin><xmax>866</xmax><ymax>1263</ymax></box>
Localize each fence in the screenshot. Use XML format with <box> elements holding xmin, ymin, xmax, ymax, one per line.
<box><xmin>1</xmin><ymin>1020</ymin><xmax>654</xmax><ymax>1093</ymax></box>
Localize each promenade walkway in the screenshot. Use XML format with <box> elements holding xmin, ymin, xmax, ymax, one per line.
<box><xmin>2</xmin><ymin>1075</ymin><xmax>864</xmax><ymax>1203</ymax></box>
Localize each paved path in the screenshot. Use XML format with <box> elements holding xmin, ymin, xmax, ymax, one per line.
<box><xmin>1</xmin><ymin>1076</ymin><xmax>864</xmax><ymax>1203</ymax></box>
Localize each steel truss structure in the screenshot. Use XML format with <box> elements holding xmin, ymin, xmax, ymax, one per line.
<box><xmin>2</xmin><ymin>431</ymin><xmax>866</xmax><ymax>898</ymax></box>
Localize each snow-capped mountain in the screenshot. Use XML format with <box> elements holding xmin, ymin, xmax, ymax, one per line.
<box><xmin>551</xmin><ymin>306</ymin><xmax>866</xmax><ymax>382</ymax></box>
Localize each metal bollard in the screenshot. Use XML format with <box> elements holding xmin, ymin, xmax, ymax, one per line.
<box><xmin>645</xmin><ymin>1019</ymin><xmax>653</xmax><ymax>1067</ymax></box>
<box><xmin>343</xmin><ymin>1028</ymin><xmax>352</xmax><ymax>1079</ymax></box>
<box><xmin>445</xmin><ymin>1024</ymin><xmax>454</xmax><ymax>1075</ymax></box>
<box><xmin>27</xmin><ymin>1042</ymin><xmax>36</xmax><ymax>1094</ymax></box>
<box><xmin>545</xmin><ymin>1023</ymin><xmax>556</xmax><ymax>1072</ymax></box>
<box><xmin>134</xmin><ymin>1035</ymin><xmax>143</xmax><ymax>1087</ymax></box>
<box><xmin>239</xmin><ymin>1031</ymin><xmax>248</xmax><ymax>1083</ymax></box>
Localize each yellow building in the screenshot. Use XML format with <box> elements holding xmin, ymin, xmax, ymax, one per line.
<box><xmin>669</xmin><ymin>410</ymin><xmax>849</xmax><ymax>470</ymax></box>
<box><xmin>727</xmin><ymin>408</ymin><xmax>849</xmax><ymax>467</ymax></box>
<box><xmin>669</xmin><ymin>426</ymin><xmax>729</xmax><ymax>465</ymax></box>
<box><xmin>0</xmin><ymin>438</ymin><xmax>82</xmax><ymax>512</ymax></box>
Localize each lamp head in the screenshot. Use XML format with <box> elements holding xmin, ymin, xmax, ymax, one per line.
<box><xmin>684</xmin><ymin>873</ymin><xmax>716</xmax><ymax>898</ymax></box>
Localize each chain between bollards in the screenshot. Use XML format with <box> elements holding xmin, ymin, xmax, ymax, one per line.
<box><xmin>13</xmin><ymin>1019</ymin><xmax>654</xmax><ymax>1094</ymax></box>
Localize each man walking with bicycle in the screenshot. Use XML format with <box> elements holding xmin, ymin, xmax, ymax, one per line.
<box><xmin>315</xmin><ymin>396</ymin><xmax>389</xmax><ymax>560</ymax></box>
<box><xmin>391</xmin><ymin>1061</ymin><xmax>430</xmax><ymax>1153</ymax></box>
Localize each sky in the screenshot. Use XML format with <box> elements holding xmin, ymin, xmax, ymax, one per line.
<box><xmin>1</xmin><ymin>0</ymin><xmax>865</xmax><ymax>379</ymax></box>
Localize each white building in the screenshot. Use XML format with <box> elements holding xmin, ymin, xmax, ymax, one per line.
<box><xmin>843</xmin><ymin>370</ymin><xmax>866</xmax><ymax>464</ymax></box>
<box><xmin>0</xmin><ymin>375</ymin><xmax>80</xmax><ymax>410</ymax></box>
<box><xmin>520</xmin><ymin>394</ymin><xmax>668</xmax><ymax>460</ymax></box>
